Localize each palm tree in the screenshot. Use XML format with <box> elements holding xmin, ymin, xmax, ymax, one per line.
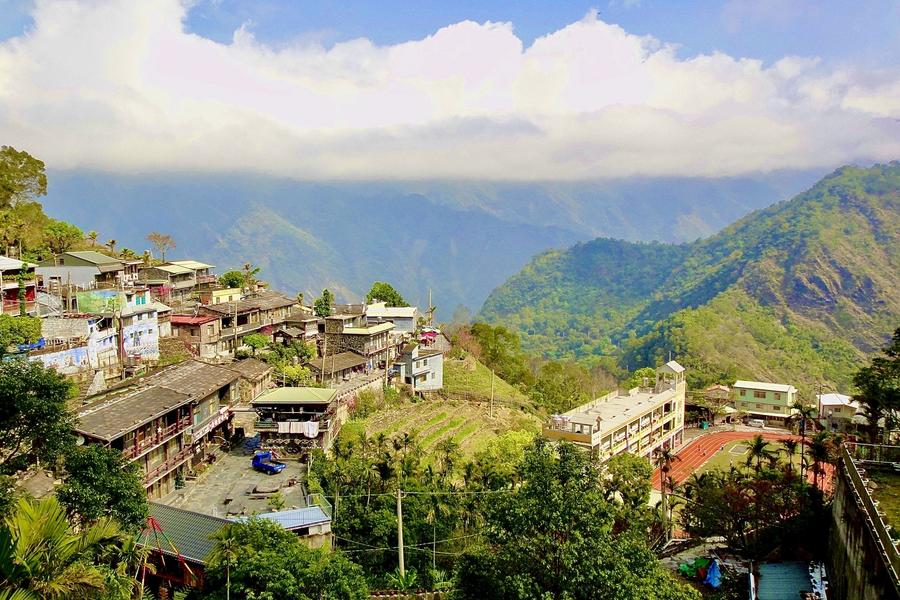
<box><xmin>0</xmin><ymin>496</ymin><xmax>123</xmax><ymax>599</ymax></box>
<box><xmin>745</xmin><ymin>435</ymin><xmax>774</xmax><ymax>472</ymax></box>
<box><xmin>792</xmin><ymin>401</ymin><xmax>817</xmax><ymax>481</ymax></box>
<box><xmin>87</xmin><ymin>231</ymin><xmax>98</xmax><ymax>247</ymax></box>
<box><xmin>653</xmin><ymin>447</ymin><xmax>680</xmax><ymax>541</ymax></box>
<box><xmin>208</xmin><ymin>526</ymin><xmax>242</xmax><ymax>600</ymax></box>
<box><xmin>807</xmin><ymin>431</ymin><xmax>835</xmax><ymax>490</ymax></box>
<box><xmin>105</xmin><ymin>239</ymin><xmax>117</xmax><ymax>256</ymax></box>
<box><xmin>119</xmin><ymin>248</ymin><xmax>137</xmax><ymax>261</ymax></box>
<box><xmin>780</xmin><ymin>439</ymin><xmax>799</xmax><ymax>474</ymax></box>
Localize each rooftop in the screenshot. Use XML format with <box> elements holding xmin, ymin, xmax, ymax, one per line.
<box><xmin>818</xmin><ymin>392</ymin><xmax>858</xmax><ymax>408</ymax></box>
<box><xmin>201</xmin><ymin>290</ymin><xmax>295</xmax><ymax>315</ymax></box>
<box><xmin>171</xmin><ymin>314</ymin><xmax>219</xmax><ymax>325</ymax></box>
<box><xmin>0</xmin><ymin>256</ymin><xmax>35</xmax><ymax>270</ymax></box>
<box><xmin>252</xmin><ymin>387</ymin><xmax>337</xmax><ymax>405</ymax></box>
<box><xmin>555</xmin><ymin>384</ymin><xmax>680</xmax><ymax>428</ymax></box>
<box><xmin>234</xmin><ymin>506</ymin><xmax>330</xmax><ymax>531</ymax></box>
<box><xmin>308</xmin><ymin>351</ymin><xmax>368</xmax><ymax>375</ymax></box>
<box><xmin>40</xmin><ymin>317</ymin><xmax>94</xmax><ymax>341</ymax></box>
<box><xmin>137</xmin><ymin>503</ymin><xmax>229</xmax><ymax>564</ymax></box>
<box><xmin>224</xmin><ymin>358</ymin><xmax>272</xmax><ymax>380</ymax></box>
<box><xmin>734</xmin><ymin>380</ymin><xmax>796</xmax><ymax>393</ymax></box>
<box><xmin>150</xmin><ymin>264</ymin><xmax>193</xmax><ymax>275</ymax></box>
<box><xmin>143</xmin><ymin>360</ymin><xmax>239</xmax><ymax>399</ymax></box>
<box><xmin>343</xmin><ymin>322</ymin><xmax>395</xmax><ymax>335</ymax></box>
<box><xmin>63</xmin><ymin>251</ymin><xmax>123</xmax><ymax>266</ymax></box>
<box><xmin>77</xmin><ymin>386</ymin><xmax>192</xmax><ymax>441</ymax></box>
<box><xmin>365</xmin><ymin>302</ymin><xmax>418</xmax><ymax>319</ymax></box>
<box><xmin>166</xmin><ymin>260</ymin><xmax>215</xmax><ymax>271</ymax></box>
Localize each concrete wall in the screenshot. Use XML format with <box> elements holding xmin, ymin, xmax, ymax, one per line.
<box><xmin>828</xmin><ymin>456</ymin><xmax>900</xmax><ymax>600</ymax></box>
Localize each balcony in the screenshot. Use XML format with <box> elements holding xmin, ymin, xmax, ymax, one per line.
<box><xmin>144</xmin><ymin>445</ymin><xmax>192</xmax><ymax>485</ymax></box>
<box><xmin>221</xmin><ymin>321</ymin><xmax>265</xmax><ymax>337</ymax></box>
<box><xmin>123</xmin><ymin>417</ymin><xmax>192</xmax><ymax>461</ymax></box>
<box><xmin>197</xmin><ymin>274</ymin><xmax>217</xmax><ymax>285</ymax></box>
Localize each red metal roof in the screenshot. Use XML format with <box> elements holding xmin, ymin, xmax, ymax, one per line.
<box><xmin>171</xmin><ymin>314</ymin><xmax>219</xmax><ymax>325</ymax></box>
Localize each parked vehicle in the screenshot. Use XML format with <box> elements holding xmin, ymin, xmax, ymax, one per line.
<box><xmin>748</xmin><ymin>419</ymin><xmax>766</xmax><ymax>428</ymax></box>
<box><xmin>252</xmin><ymin>451</ymin><xmax>287</xmax><ymax>475</ymax></box>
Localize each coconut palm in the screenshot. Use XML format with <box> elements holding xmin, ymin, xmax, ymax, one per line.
<box><xmin>745</xmin><ymin>435</ymin><xmax>775</xmax><ymax>472</ymax></box>
<box><xmin>780</xmin><ymin>439</ymin><xmax>799</xmax><ymax>474</ymax></box>
<box><xmin>105</xmin><ymin>239</ymin><xmax>117</xmax><ymax>256</ymax></box>
<box><xmin>87</xmin><ymin>231</ymin><xmax>98</xmax><ymax>247</ymax></box>
<box><xmin>807</xmin><ymin>431</ymin><xmax>836</xmax><ymax>490</ymax></box>
<box><xmin>791</xmin><ymin>401</ymin><xmax>817</xmax><ymax>481</ymax></box>
<box><xmin>0</xmin><ymin>496</ymin><xmax>123</xmax><ymax>599</ymax></box>
<box><xmin>653</xmin><ymin>447</ymin><xmax>680</xmax><ymax>541</ymax></box>
<box><xmin>208</xmin><ymin>526</ymin><xmax>242</xmax><ymax>600</ymax></box>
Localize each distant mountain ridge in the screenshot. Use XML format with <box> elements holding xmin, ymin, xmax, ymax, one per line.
<box><xmin>480</xmin><ymin>162</ymin><xmax>900</xmax><ymax>394</ymax></box>
<box><xmin>40</xmin><ymin>170</ymin><xmax>818</xmax><ymax>316</ymax></box>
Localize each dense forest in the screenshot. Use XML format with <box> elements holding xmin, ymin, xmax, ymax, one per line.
<box><xmin>480</xmin><ymin>163</ymin><xmax>900</xmax><ymax>394</ymax></box>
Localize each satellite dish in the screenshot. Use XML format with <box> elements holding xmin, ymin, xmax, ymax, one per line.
<box><xmin>76</xmin><ymin>435</ymin><xmax>85</xmax><ymax>446</ymax></box>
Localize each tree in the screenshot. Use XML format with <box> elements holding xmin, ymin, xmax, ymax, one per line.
<box><xmin>0</xmin><ymin>146</ymin><xmax>47</xmax><ymax>209</ymax></box>
<box><xmin>87</xmin><ymin>230</ymin><xmax>99</xmax><ymax>247</ymax></box>
<box><xmin>625</xmin><ymin>367</ymin><xmax>657</xmax><ymax>390</ymax></box>
<box><xmin>242</xmin><ymin>333</ymin><xmax>269</xmax><ymax>356</ymax></box>
<box><xmin>119</xmin><ymin>248</ymin><xmax>136</xmax><ymax>261</ymax></box>
<box><xmin>605</xmin><ymin>452</ymin><xmax>654</xmax><ymax>512</ymax></box>
<box><xmin>146</xmin><ymin>232</ymin><xmax>176</xmax><ymax>262</ymax></box>
<box><xmin>105</xmin><ymin>239</ymin><xmax>117</xmax><ymax>256</ymax></box>
<box><xmin>242</xmin><ymin>263</ymin><xmax>261</xmax><ymax>289</ymax></box>
<box><xmin>0</xmin><ymin>496</ymin><xmax>123</xmax><ymax>599</ymax></box>
<box><xmin>780</xmin><ymin>439</ymin><xmax>799</xmax><ymax>474</ymax></box>
<box><xmin>201</xmin><ymin>519</ymin><xmax>369</xmax><ymax>600</ymax></box>
<box><xmin>0</xmin><ymin>314</ymin><xmax>41</xmax><ymax>356</ymax></box>
<box><xmin>365</xmin><ymin>281</ymin><xmax>409</xmax><ymax>307</ymax></box>
<box><xmin>56</xmin><ymin>445</ymin><xmax>148</xmax><ymax>532</ymax></box>
<box><xmin>218</xmin><ymin>270</ymin><xmax>244</xmax><ymax>290</ymax></box>
<box><xmin>277</xmin><ymin>364</ymin><xmax>315</xmax><ymax>387</ymax></box>
<box><xmin>314</xmin><ymin>289</ymin><xmax>334</xmax><ymax>317</ymax></box>
<box><xmin>0</xmin><ymin>360</ymin><xmax>74</xmax><ymax>474</ymax></box>
<box><xmin>455</xmin><ymin>440</ymin><xmax>699</xmax><ymax>600</ymax></box>
<box><xmin>853</xmin><ymin>327</ymin><xmax>900</xmax><ymax>443</ymax></box>
<box><xmin>653</xmin><ymin>447</ymin><xmax>680</xmax><ymax>541</ymax></box>
<box><xmin>745</xmin><ymin>435</ymin><xmax>775</xmax><ymax>473</ymax></box>
<box><xmin>43</xmin><ymin>220</ymin><xmax>83</xmax><ymax>255</ymax></box>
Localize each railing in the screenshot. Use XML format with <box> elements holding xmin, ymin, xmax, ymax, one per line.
<box><xmin>308</xmin><ymin>493</ymin><xmax>333</xmax><ymax>518</ymax></box>
<box><xmin>144</xmin><ymin>446</ymin><xmax>193</xmax><ymax>485</ymax></box>
<box><xmin>196</xmin><ymin>275</ymin><xmax>217</xmax><ymax>284</ymax></box>
<box><xmin>123</xmin><ymin>417</ymin><xmax>192</xmax><ymax>460</ymax></box>
<box><xmin>221</xmin><ymin>321</ymin><xmax>265</xmax><ymax>337</ymax></box>
<box><xmin>1</xmin><ymin>300</ymin><xmax>36</xmax><ymax>313</ymax></box>
<box><xmin>841</xmin><ymin>444</ymin><xmax>900</xmax><ymax>591</ymax></box>
<box><xmin>848</xmin><ymin>442</ymin><xmax>900</xmax><ymax>464</ymax></box>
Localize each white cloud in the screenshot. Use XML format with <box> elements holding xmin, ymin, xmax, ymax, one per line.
<box><xmin>0</xmin><ymin>0</ymin><xmax>897</xmax><ymax>180</ymax></box>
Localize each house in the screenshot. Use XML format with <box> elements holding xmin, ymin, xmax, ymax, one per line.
<box><xmin>323</xmin><ymin>312</ymin><xmax>397</xmax><ymax>371</ymax></box>
<box><xmin>136</xmin><ymin>503</ymin><xmax>229</xmax><ymax>591</ymax></box>
<box><xmin>396</xmin><ymin>343</ymin><xmax>443</xmax><ymax>392</ymax></box>
<box><xmin>278</xmin><ymin>310</ymin><xmax>320</xmax><ymax>346</ymax></box>
<box><xmin>36</xmin><ymin>251</ymin><xmax>124</xmax><ymax>289</ymax></box>
<box><xmin>365</xmin><ymin>302</ymin><xmax>419</xmax><ymax>334</ymax></box>
<box><xmin>308</xmin><ymin>350</ymin><xmax>369</xmax><ymax>384</ymax></box>
<box><xmin>0</xmin><ymin>256</ymin><xmax>38</xmax><ymax>315</ymax></box>
<box><xmin>252</xmin><ymin>387</ymin><xmax>346</xmax><ymax>456</ymax></box>
<box><xmin>154</xmin><ymin>301</ymin><xmax>173</xmax><ymax>338</ymax></box>
<box><xmin>75</xmin><ymin>287</ymin><xmax>161</xmax><ymax>363</ymax></box>
<box><xmin>235</xmin><ymin>505</ymin><xmax>332</xmax><ymax>548</ymax></box>
<box><xmin>170</xmin><ymin>314</ymin><xmax>222</xmax><ymax>359</ymax></box>
<box><xmin>76</xmin><ymin>360</ymin><xmax>241</xmax><ymax>497</ymax></box>
<box><xmin>224</xmin><ymin>358</ymin><xmax>274</xmax><ymax>404</ymax></box>
<box><xmin>29</xmin><ymin>316</ymin><xmax>119</xmax><ymax>381</ymax></box>
<box><xmin>818</xmin><ymin>393</ymin><xmax>860</xmax><ymax>433</ymax></box>
<box><xmin>138</xmin><ymin>264</ymin><xmax>198</xmax><ymax>303</ymax></box>
<box><xmin>165</xmin><ymin>260</ymin><xmax>217</xmax><ymax>289</ymax></box>
<box><xmin>732</xmin><ymin>380</ymin><xmax>798</xmax><ymax>426</ymax></box>
<box><xmin>543</xmin><ymin>361</ymin><xmax>687</xmax><ymax>461</ymax></box>
<box><xmin>199</xmin><ymin>290</ymin><xmax>297</xmax><ymax>356</ymax></box>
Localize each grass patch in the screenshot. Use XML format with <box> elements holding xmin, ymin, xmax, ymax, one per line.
<box><xmin>443</xmin><ymin>355</ymin><xmax>528</xmax><ymax>403</ymax></box>
<box><xmin>421</xmin><ymin>417</ymin><xmax>465</xmax><ymax>449</ymax></box>
<box><xmin>451</xmin><ymin>422</ymin><xmax>480</xmax><ymax>445</ymax></box>
<box><xmin>699</xmin><ymin>440</ymin><xmax>801</xmax><ymax>473</ymax></box>
<box><xmin>868</xmin><ymin>469</ymin><xmax>900</xmax><ymax>537</ymax></box>
<box><xmin>423</xmin><ymin>411</ymin><xmax>449</xmax><ymax>429</ymax></box>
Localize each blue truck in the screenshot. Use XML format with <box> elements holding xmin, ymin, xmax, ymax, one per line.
<box><xmin>251</xmin><ymin>451</ymin><xmax>286</xmax><ymax>475</ymax></box>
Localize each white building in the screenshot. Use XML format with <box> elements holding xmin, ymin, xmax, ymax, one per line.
<box><xmin>365</xmin><ymin>302</ymin><xmax>419</xmax><ymax>334</ymax></box>
<box><xmin>818</xmin><ymin>393</ymin><xmax>860</xmax><ymax>433</ymax></box>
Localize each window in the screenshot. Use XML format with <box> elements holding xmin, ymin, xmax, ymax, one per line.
<box><xmin>423</xmin><ymin>358</ymin><xmax>428</xmax><ymax>366</ymax></box>
<box><xmin>773</xmin><ymin>406</ymin><xmax>781</xmax><ymax>411</ymax></box>
<box><xmin>430</xmin><ymin>372</ymin><xmax>435</xmax><ymax>380</ymax></box>
<box><xmin>756</xmin><ymin>403</ymin><xmax>763</xmax><ymax>409</ymax></box>
<box><xmin>753</xmin><ymin>391</ymin><xmax>766</xmax><ymax>399</ymax></box>
<box><xmin>774</xmin><ymin>392</ymin><xmax>782</xmax><ymax>401</ymax></box>
<box><xmin>740</xmin><ymin>389</ymin><xmax>747</xmax><ymax>396</ymax></box>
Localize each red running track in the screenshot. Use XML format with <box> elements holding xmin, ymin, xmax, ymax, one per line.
<box><xmin>652</xmin><ymin>430</ymin><xmax>799</xmax><ymax>490</ymax></box>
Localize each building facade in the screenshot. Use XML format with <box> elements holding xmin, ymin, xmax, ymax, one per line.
<box><xmin>543</xmin><ymin>361</ymin><xmax>687</xmax><ymax>461</ymax></box>
<box><xmin>36</xmin><ymin>251</ymin><xmax>125</xmax><ymax>289</ymax></box>
<box><xmin>396</xmin><ymin>343</ymin><xmax>443</xmax><ymax>392</ymax></box>
<box><xmin>818</xmin><ymin>392</ymin><xmax>860</xmax><ymax>433</ymax></box>
<box><xmin>252</xmin><ymin>387</ymin><xmax>346</xmax><ymax>456</ymax></box>
<box><xmin>732</xmin><ymin>380</ymin><xmax>798</xmax><ymax>425</ymax></box>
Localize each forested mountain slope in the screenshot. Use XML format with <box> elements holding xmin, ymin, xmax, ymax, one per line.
<box><xmin>480</xmin><ymin>163</ymin><xmax>900</xmax><ymax>394</ymax></box>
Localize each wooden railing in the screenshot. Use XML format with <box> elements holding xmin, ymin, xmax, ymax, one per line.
<box><xmin>144</xmin><ymin>446</ymin><xmax>193</xmax><ymax>485</ymax></box>
<box><xmin>124</xmin><ymin>417</ymin><xmax>191</xmax><ymax>460</ymax></box>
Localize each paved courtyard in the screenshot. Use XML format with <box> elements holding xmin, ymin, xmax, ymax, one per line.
<box><xmin>161</xmin><ymin>450</ymin><xmax>309</xmax><ymax>519</ymax></box>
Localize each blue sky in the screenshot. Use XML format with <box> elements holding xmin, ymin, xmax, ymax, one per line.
<box><xmin>4</xmin><ymin>0</ymin><xmax>898</xmax><ymax>67</ymax></box>
<box><xmin>0</xmin><ymin>0</ymin><xmax>897</xmax><ymax>180</ymax></box>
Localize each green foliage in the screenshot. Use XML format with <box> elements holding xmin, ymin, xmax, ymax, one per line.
<box><xmin>605</xmin><ymin>452</ymin><xmax>654</xmax><ymax>512</ymax></box>
<box><xmin>480</xmin><ymin>163</ymin><xmax>900</xmax><ymax>393</ymax></box>
<box><xmin>853</xmin><ymin>327</ymin><xmax>900</xmax><ymax>442</ymax></box>
<box><xmin>56</xmin><ymin>445</ymin><xmax>149</xmax><ymax>532</ymax></box>
<box><xmin>0</xmin><ymin>315</ymin><xmax>41</xmax><ymax>355</ymax></box>
<box><xmin>277</xmin><ymin>364</ymin><xmax>316</xmax><ymax>387</ymax></box>
<box><xmin>199</xmin><ymin>519</ymin><xmax>368</xmax><ymax>600</ymax></box>
<box><xmin>43</xmin><ymin>220</ymin><xmax>83</xmax><ymax>255</ymax></box>
<box><xmin>0</xmin><ymin>360</ymin><xmax>74</xmax><ymax>474</ymax></box>
<box><xmin>625</xmin><ymin>367</ymin><xmax>658</xmax><ymax>390</ymax></box>
<box><xmin>365</xmin><ymin>281</ymin><xmax>409</xmax><ymax>307</ymax></box>
<box><xmin>241</xmin><ymin>333</ymin><xmax>269</xmax><ymax>355</ymax></box>
<box><xmin>530</xmin><ymin>360</ymin><xmax>593</xmax><ymax>414</ymax></box>
<box><xmin>314</xmin><ymin>288</ymin><xmax>334</xmax><ymax>317</ymax></box>
<box><xmin>218</xmin><ymin>270</ymin><xmax>244</xmax><ymax>289</ymax></box>
<box><xmin>0</xmin><ymin>146</ymin><xmax>47</xmax><ymax>209</ymax></box>
<box><xmin>454</xmin><ymin>440</ymin><xmax>699</xmax><ymax>600</ymax></box>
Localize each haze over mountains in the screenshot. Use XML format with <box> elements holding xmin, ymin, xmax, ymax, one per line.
<box><xmin>41</xmin><ymin>170</ymin><xmax>819</xmax><ymax>315</ymax></box>
<box><xmin>480</xmin><ymin>162</ymin><xmax>900</xmax><ymax>394</ymax></box>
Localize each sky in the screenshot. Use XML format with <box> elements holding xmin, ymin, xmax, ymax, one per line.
<box><xmin>0</xmin><ymin>0</ymin><xmax>898</xmax><ymax>180</ymax></box>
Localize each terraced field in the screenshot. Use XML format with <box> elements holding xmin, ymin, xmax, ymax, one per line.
<box><xmin>363</xmin><ymin>395</ymin><xmax>539</xmax><ymax>462</ymax></box>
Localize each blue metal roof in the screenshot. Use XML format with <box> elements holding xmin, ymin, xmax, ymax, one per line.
<box><xmin>233</xmin><ymin>506</ymin><xmax>330</xmax><ymax>531</ymax></box>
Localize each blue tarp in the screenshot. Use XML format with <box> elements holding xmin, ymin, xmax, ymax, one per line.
<box><xmin>704</xmin><ymin>559</ymin><xmax>721</xmax><ymax>588</ymax></box>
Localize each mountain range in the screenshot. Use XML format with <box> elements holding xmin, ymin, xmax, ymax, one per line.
<box><xmin>479</xmin><ymin>163</ymin><xmax>900</xmax><ymax>395</ymax></box>
<box><xmin>40</xmin><ymin>170</ymin><xmax>817</xmax><ymax>316</ymax></box>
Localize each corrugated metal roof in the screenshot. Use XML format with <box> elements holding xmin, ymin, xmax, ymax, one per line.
<box><xmin>308</xmin><ymin>351</ymin><xmax>367</xmax><ymax>375</ymax></box>
<box><xmin>153</xmin><ymin>264</ymin><xmax>193</xmax><ymax>275</ymax></box>
<box><xmin>365</xmin><ymin>302</ymin><xmax>418</xmax><ymax>319</ymax></box>
<box><xmin>137</xmin><ymin>503</ymin><xmax>229</xmax><ymax>564</ymax></box>
<box><xmin>233</xmin><ymin>506</ymin><xmax>330</xmax><ymax>531</ymax></box>
<box><xmin>734</xmin><ymin>380</ymin><xmax>796</xmax><ymax>393</ymax></box>
<box><xmin>65</xmin><ymin>251</ymin><xmax>123</xmax><ymax>266</ymax></box>
<box><xmin>343</xmin><ymin>322</ymin><xmax>395</xmax><ymax>335</ymax></box>
<box><xmin>0</xmin><ymin>256</ymin><xmax>35</xmax><ymax>270</ymax></box>
<box><xmin>252</xmin><ymin>387</ymin><xmax>337</xmax><ymax>405</ymax></box>
<box><xmin>167</xmin><ymin>260</ymin><xmax>215</xmax><ymax>270</ymax></box>
<box><xmin>818</xmin><ymin>393</ymin><xmax>857</xmax><ymax>408</ymax></box>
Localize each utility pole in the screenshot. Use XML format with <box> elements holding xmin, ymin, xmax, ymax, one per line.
<box><xmin>490</xmin><ymin>369</ymin><xmax>495</xmax><ymax>419</ymax></box>
<box><xmin>396</xmin><ymin>488</ymin><xmax>405</xmax><ymax>577</ymax></box>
